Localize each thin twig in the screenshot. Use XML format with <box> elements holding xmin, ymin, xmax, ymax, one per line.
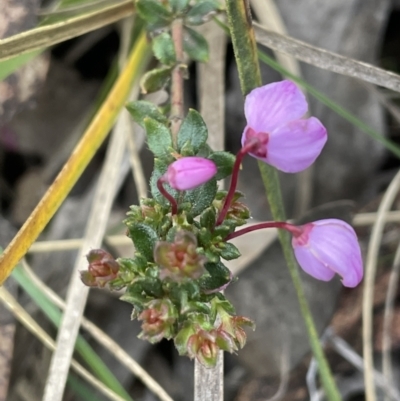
<box><xmin>253</xmin><ymin>22</ymin><xmax>400</xmax><ymax>94</ymax></box>
<box><xmin>382</xmin><ymin>245</ymin><xmax>400</xmax><ymax>401</ymax></box>
<box><xmin>327</xmin><ymin>330</ymin><xmax>400</xmax><ymax>401</ymax></box>
<box><xmin>363</xmin><ymin>169</ymin><xmax>400</xmax><ymax>401</ymax></box>
<box><xmin>170</xmin><ymin>18</ymin><xmax>185</xmax><ymax>143</ymax></box>
<box><xmin>0</xmin><ymin>288</ymin><xmax>127</xmax><ymax>401</ymax></box>
<box><xmin>194</xmin><ymin>20</ymin><xmax>227</xmax><ymax>401</ymax></box>
<box><xmin>20</xmin><ymin>260</ymin><xmax>173</xmax><ymax>401</ymax></box>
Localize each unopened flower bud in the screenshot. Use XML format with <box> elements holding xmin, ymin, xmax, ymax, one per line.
<box><xmin>219</xmin><ymin>315</ymin><xmax>255</xmax><ymax>349</ymax></box>
<box><xmin>154</xmin><ymin>231</ymin><xmax>206</xmax><ymax>281</ymax></box>
<box><xmin>80</xmin><ymin>249</ymin><xmax>119</xmax><ymax>288</ymax></box>
<box><xmin>162</xmin><ymin>157</ymin><xmax>217</xmax><ymax>191</ymax></box>
<box><xmin>138</xmin><ymin>299</ymin><xmax>178</xmax><ymax>343</ymax></box>
<box><xmin>187</xmin><ymin>328</ymin><xmax>236</xmax><ymax>367</ymax></box>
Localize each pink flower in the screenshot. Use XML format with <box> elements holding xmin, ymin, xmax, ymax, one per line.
<box><xmin>162</xmin><ymin>157</ymin><xmax>217</xmax><ymax>190</ymax></box>
<box><xmin>292</xmin><ymin>219</ymin><xmax>363</xmax><ymax>287</ymax></box>
<box><xmin>241</xmin><ymin>80</ymin><xmax>327</xmax><ymax>173</ymax></box>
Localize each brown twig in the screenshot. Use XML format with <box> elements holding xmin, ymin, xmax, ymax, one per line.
<box><xmin>170</xmin><ymin>18</ymin><xmax>185</xmax><ymax>144</ymax></box>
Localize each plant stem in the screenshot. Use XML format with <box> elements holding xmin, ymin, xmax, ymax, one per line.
<box><xmin>225</xmin><ymin>221</ymin><xmax>302</xmax><ymax>241</ymax></box>
<box><xmin>157</xmin><ymin>179</ymin><xmax>178</xmax><ymax>215</ymax></box>
<box><xmin>225</xmin><ymin>1</ymin><xmax>342</xmax><ymax>400</ymax></box>
<box><xmin>170</xmin><ymin>18</ymin><xmax>185</xmax><ymax>145</ymax></box>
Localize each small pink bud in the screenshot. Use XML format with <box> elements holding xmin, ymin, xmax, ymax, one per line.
<box><xmin>138</xmin><ymin>299</ymin><xmax>178</xmax><ymax>343</ymax></box>
<box><xmin>291</xmin><ymin>219</ymin><xmax>363</xmax><ymax>287</ymax></box>
<box><xmin>81</xmin><ymin>249</ymin><xmax>119</xmax><ymax>287</ymax></box>
<box><xmin>154</xmin><ymin>231</ymin><xmax>206</xmax><ymax>281</ymax></box>
<box><xmin>162</xmin><ymin>157</ymin><xmax>217</xmax><ymax>190</ymax></box>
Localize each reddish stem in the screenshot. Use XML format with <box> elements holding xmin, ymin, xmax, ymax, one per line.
<box><xmin>215</xmin><ymin>139</ymin><xmax>261</xmax><ymax>226</ymax></box>
<box><xmin>224</xmin><ymin>221</ymin><xmax>303</xmax><ymax>241</ymax></box>
<box><xmin>157</xmin><ymin>179</ymin><xmax>178</xmax><ymax>215</ymax></box>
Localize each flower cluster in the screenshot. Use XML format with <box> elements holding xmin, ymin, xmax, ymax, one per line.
<box><xmin>80</xmin><ymin>80</ymin><xmax>363</xmax><ymax>366</ymax></box>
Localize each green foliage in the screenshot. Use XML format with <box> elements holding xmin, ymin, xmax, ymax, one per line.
<box><xmin>136</xmin><ymin>0</ymin><xmax>172</xmax><ymax>29</ymax></box>
<box><xmin>127</xmin><ymin>223</ymin><xmax>159</xmax><ymax>261</ymax></box>
<box><xmin>183</xmin><ymin>27</ymin><xmax>209</xmax><ymax>62</ymax></box>
<box><xmin>199</xmin><ymin>261</ymin><xmax>231</xmax><ymax>292</ymax></box>
<box><xmin>126</xmin><ymin>100</ymin><xmax>168</xmax><ymax>128</ymax></box>
<box><xmin>144</xmin><ymin>117</ymin><xmax>173</xmax><ymax>157</ymax></box>
<box><xmin>184</xmin><ymin>178</ymin><xmax>217</xmax><ymax>218</ymax></box>
<box><xmin>209</xmin><ymin>151</ymin><xmax>235</xmax><ymax>180</ymax></box>
<box><xmin>170</xmin><ymin>0</ymin><xmax>190</xmax><ymax>13</ymax></box>
<box><xmin>218</xmin><ymin>242</ymin><xmax>241</xmax><ymax>260</ymax></box>
<box><xmin>152</xmin><ymin>32</ymin><xmax>176</xmax><ymax>66</ymax></box>
<box><xmin>185</xmin><ymin>1</ymin><xmax>219</xmax><ymax>25</ymax></box>
<box><xmin>177</xmin><ymin>109</ymin><xmax>208</xmax><ymax>153</ymax></box>
<box><xmin>140</xmin><ymin>66</ymin><xmax>172</xmax><ymax>93</ymax></box>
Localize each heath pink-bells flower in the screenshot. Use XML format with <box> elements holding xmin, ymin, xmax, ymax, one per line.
<box><xmin>241</xmin><ymin>80</ymin><xmax>327</xmax><ymax>173</ymax></box>
<box><xmin>292</xmin><ymin>219</ymin><xmax>363</xmax><ymax>287</ymax></box>
<box><xmin>225</xmin><ymin>218</ymin><xmax>363</xmax><ymax>288</ymax></box>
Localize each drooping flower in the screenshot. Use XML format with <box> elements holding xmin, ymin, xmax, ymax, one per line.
<box><xmin>241</xmin><ymin>80</ymin><xmax>327</xmax><ymax>173</ymax></box>
<box><xmin>291</xmin><ymin>219</ymin><xmax>363</xmax><ymax>287</ymax></box>
<box><xmin>161</xmin><ymin>156</ymin><xmax>217</xmax><ymax>190</ymax></box>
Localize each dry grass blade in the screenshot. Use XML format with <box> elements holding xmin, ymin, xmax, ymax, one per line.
<box><xmin>328</xmin><ymin>331</ymin><xmax>400</xmax><ymax>400</ymax></box>
<box><xmin>253</xmin><ymin>22</ymin><xmax>400</xmax><ymax>93</ymax></box>
<box><xmin>382</xmin><ymin>244</ymin><xmax>400</xmax><ymax>401</ymax></box>
<box><xmin>363</xmin><ymin>169</ymin><xmax>400</xmax><ymax>401</ymax></box>
<box><xmin>0</xmin><ymin>1</ymin><xmax>134</xmax><ymax>62</ymax></box>
<box><xmin>43</xmin><ymin>106</ymin><xmax>130</xmax><ymax>401</ymax></box>
<box><xmin>0</xmin><ymin>287</ymin><xmax>127</xmax><ymax>401</ymax></box>
<box><xmin>0</xmin><ymin>33</ymin><xmax>149</xmax><ymax>285</ymax></box>
<box><xmin>20</xmin><ymin>260</ymin><xmax>173</xmax><ymax>401</ymax></box>
<box><xmin>194</xmin><ymin>20</ymin><xmax>227</xmax><ymax>401</ymax></box>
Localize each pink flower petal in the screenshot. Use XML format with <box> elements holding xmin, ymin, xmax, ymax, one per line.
<box><xmin>244</xmin><ymin>80</ymin><xmax>308</xmax><ymax>133</ymax></box>
<box><xmin>263</xmin><ymin>117</ymin><xmax>327</xmax><ymax>173</ymax></box>
<box><xmin>309</xmin><ymin>219</ymin><xmax>363</xmax><ymax>288</ymax></box>
<box><xmin>292</xmin><ymin>219</ymin><xmax>363</xmax><ymax>287</ymax></box>
<box><xmin>293</xmin><ymin>245</ymin><xmax>336</xmax><ymax>281</ymax></box>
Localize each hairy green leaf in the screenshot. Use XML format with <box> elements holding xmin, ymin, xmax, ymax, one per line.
<box><xmin>177</xmin><ymin>109</ymin><xmax>208</xmax><ymax>153</ymax></box>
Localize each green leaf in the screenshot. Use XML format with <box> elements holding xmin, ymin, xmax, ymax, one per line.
<box><xmin>177</xmin><ymin>109</ymin><xmax>208</xmax><ymax>153</ymax></box>
<box><xmin>127</xmin><ymin>223</ymin><xmax>159</xmax><ymax>261</ymax></box>
<box><xmin>150</xmin><ymin>158</ymin><xmax>179</xmax><ymax>206</ymax></box>
<box><xmin>170</xmin><ymin>0</ymin><xmax>190</xmax><ymax>13</ymax></box>
<box><xmin>140</xmin><ymin>277</ymin><xmax>163</xmax><ymax>297</ymax></box>
<box><xmin>200</xmin><ymin>207</ymin><xmax>216</xmax><ymax>230</ymax></box>
<box><xmin>183</xmin><ymin>27</ymin><xmax>209</xmax><ymax>62</ymax></box>
<box><xmin>126</xmin><ymin>100</ymin><xmax>168</xmax><ymax>128</ymax></box>
<box><xmin>185</xmin><ymin>1</ymin><xmax>218</xmax><ymax>25</ymax></box>
<box><xmin>144</xmin><ymin>117</ymin><xmax>173</xmax><ymax>157</ymax></box>
<box><xmin>184</xmin><ymin>177</ymin><xmax>217</xmax><ymax>217</ymax></box>
<box><xmin>120</xmin><ymin>282</ymin><xmax>148</xmax><ymax>309</ymax></box>
<box><xmin>140</xmin><ymin>66</ymin><xmax>172</xmax><ymax>93</ymax></box>
<box><xmin>199</xmin><ymin>261</ymin><xmax>231</xmax><ymax>292</ymax></box>
<box><xmin>209</xmin><ymin>151</ymin><xmax>235</xmax><ymax>180</ymax></box>
<box><xmin>136</xmin><ymin>0</ymin><xmax>171</xmax><ymax>27</ymax></box>
<box><xmin>152</xmin><ymin>32</ymin><xmax>176</xmax><ymax>66</ymax></box>
<box><xmin>219</xmin><ymin>242</ymin><xmax>241</xmax><ymax>261</ymax></box>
